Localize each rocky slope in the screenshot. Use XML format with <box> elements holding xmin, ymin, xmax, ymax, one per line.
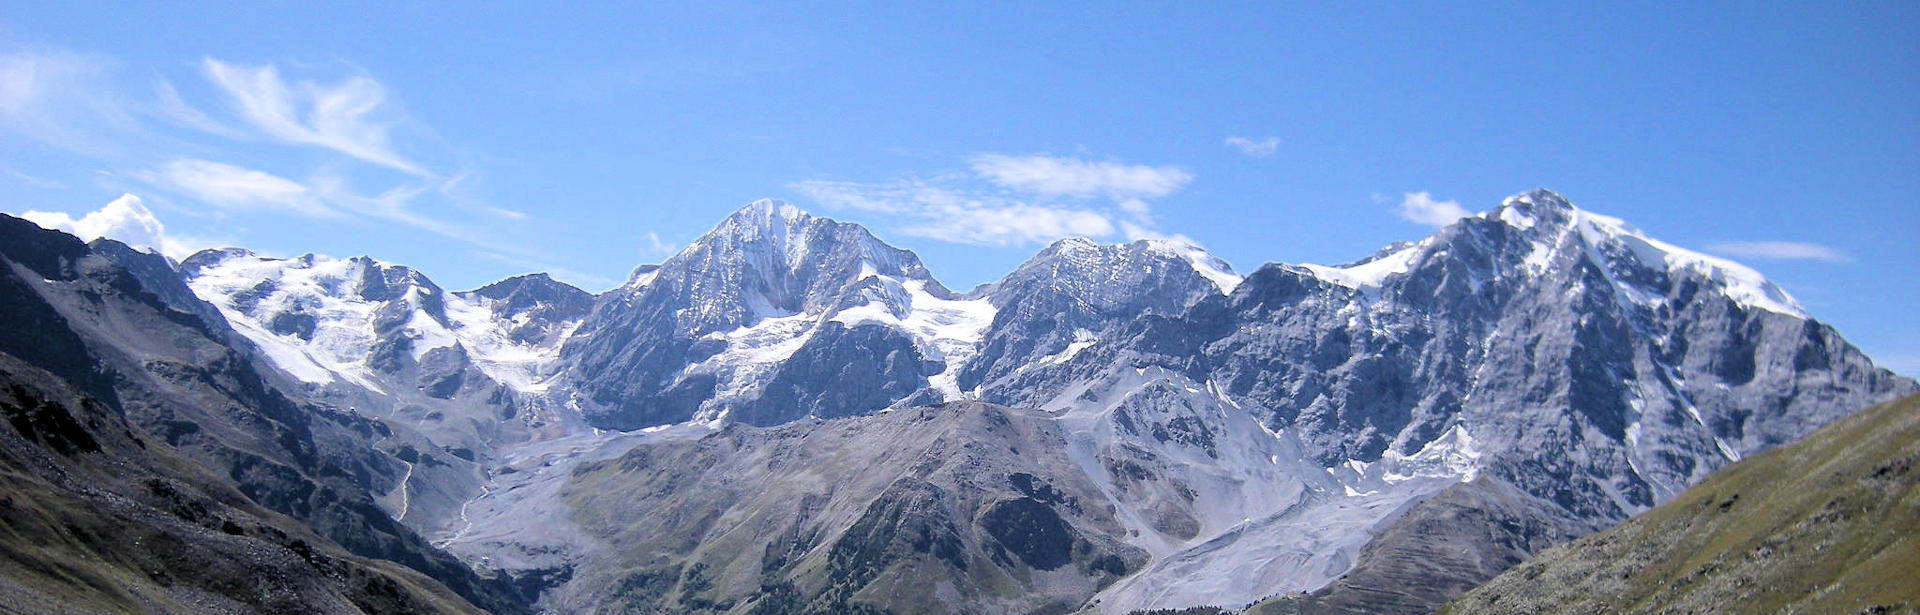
<box><xmin>0</xmin><ymin>351</ymin><xmax>483</xmax><ymax>614</ymax></box>
<box><xmin>558</xmin><ymin>402</ymin><xmax>1148</xmax><ymax>615</ymax></box>
<box><xmin>1437</xmin><ymin>393</ymin><xmax>1920</xmax><ymax>615</ymax></box>
<box><xmin>1244</xmin><ymin>478</ymin><xmax>1596</xmax><ymax>615</ymax></box>
<box><xmin>0</xmin><ymin>215</ymin><xmax>529</xmax><ymax>614</ymax></box>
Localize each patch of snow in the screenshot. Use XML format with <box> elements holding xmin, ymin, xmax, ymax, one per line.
<box><xmin>626</xmin><ymin>269</ymin><xmax>658</xmax><ymax>289</ymax></box>
<box><xmin>227</xmin><ymin>317</ymin><xmax>338</xmax><ymax>385</ymax></box>
<box><xmin>1498</xmin><ymin>202</ymin><xmax>1538</xmax><ymax>229</ymax></box>
<box><xmin>187</xmin><ymin>253</ymin><xmax>403</xmax><ymax>392</ymax></box>
<box><xmin>1574</xmin><ymin>211</ymin><xmax>1807</xmax><ymax>318</ymax></box>
<box><xmin>1142</xmin><ymin>239</ymin><xmax>1242</xmax><ymax>294</ymax></box>
<box><xmin>1037</xmin><ymin>329</ymin><xmax>1098</xmax><ymax>366</ymax></box>
<box><xmin>1299</xmin><ymin>241</ymin><xmax>1424</xmax><ymax>289</ymax></box>
<box><xmin>683</xmin><ymin>310</ymin><xmax>821</xmax><ymax>417</ymax></box>
<box><xmin>443</xmin><ymin>292</ymin><xmax>579</xmax><ymax>393</ymax></box>
<box><xmin>405</xmin><ymin>309</ymin><xmax>458</xmax><ymax>361</ymax></box>
<box><xmin>831</xmin><ymin>279</ymin><xmax>997</xmax><ymax>400</ymax></box>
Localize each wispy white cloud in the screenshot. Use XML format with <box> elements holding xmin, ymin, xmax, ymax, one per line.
<box><xmin>20</xmin><ymin>193</ymin><xmax>216</xmax><ymax>258</ymax></box>
<box><xmin>793</xmin><ymin>153</ymin><xmax>1195</xmax><ymax>247</ymax></box>
<box><xmin>644</xmin><ymin>232</ymin><xmax>677</xmax><ymax>258</ymax></box>
<box><xmin>435</xmin><ymin>172</ymin><xmax>527</xmax><ymax>220</ymax></box>
<box><xmin>1707</xmin><ymin>241</ymin><xmax>1850</xmax><ymax>263</ymax></box>
<box><xmin>3</xmin><ymin>44</ymin><xmax>564</xmax><ymax>287</ymax></box>
<box><xmin>968</xmin><ymin>154</ymin><xmax>1192</xmax><ymax>199</ymax></box>
<box><xmin>1224</xmin><ymin>136</ymin><xmax>1279</xmax><ymax>158</ymax></box>
<box><xmin>0</xmin><ymin>49</ymin><xmax>137</xmax><ymax>155</ymax></box>
<box><xmin>149</xmin><ymin>158</ymin><xmax>335</xmax><ymax>217</ymax></box>
<box><xmin>308</xmin><ymin>172</ymin><xmax>483</xmax><ymax>242</ymax></box>
<box><xmin>139</xmin><ymin>157</ymin><xmax>496</xmax><ymax>246</ymax></box>
<box><xmin>901</xmin><ymin>202</ymin><xmax>1117</xmax><ymax>246</ymax></box>
<box><xmin>201</xmin><ymin>58</ymin><xmax>426</xmax><ymax>175</ymax></box>
<box><xmin>1395</xmin><ymin>191</ymin><xmax>1470</xmax><ymax>226</ymax></box>
<box><xmin>3</xmin><ymin>166</ymin><xmax>64</xmax><ymax>189</ymax></box>
<box><xmin>794</xmin><ymin>178</ymin><xmax>1120</xmax><ymax>246</ymax></box>
<box><xmin>152</xmin><ymin>77</ymin><xmax>248</xmax><ymax>139</ymax></box>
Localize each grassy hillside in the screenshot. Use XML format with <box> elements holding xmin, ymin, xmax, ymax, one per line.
<box><xmin>1437</xmin><ymin>394</ymin><xmax>1920</xmax><ymax>614</ymax></box>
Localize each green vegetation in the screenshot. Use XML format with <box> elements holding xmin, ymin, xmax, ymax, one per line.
<box><xmin>1439</xmin><ymin>394</ymin><xmax>1920</xmax><ymax>614</ymax></box>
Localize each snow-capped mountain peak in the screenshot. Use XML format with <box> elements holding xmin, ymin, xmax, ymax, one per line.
<box><xmin>181</xmin><ymin>249</ymin><xmax>591</xmax><ymax>396</ymax></box>
<box><xmin>1139</xmin><ymin>238</ymin><xmax>1243</xmax><ymax>294</ymax></box>
<box><xmin>1481</xmin><ymin>189</ymin><xmax>1807</xmax><ymax>317</ymax></box>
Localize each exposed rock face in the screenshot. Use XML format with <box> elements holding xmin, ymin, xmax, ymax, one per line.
<box><xmin>459</xmin><ymin>273</ymin><xmax>594</xmax><ymax>348</ymax></box>
<box><xmin>960</xmin><ymin>237</ymin><xmax>1238</xmax><ymax>398</ymax></box>
<box><xmin>734</xmin><ymin>321</ymin><xmax>942</xmax><ymax>426</ymax></box>
<box><xmin>1436</xmin><ymin>393</ymin><xmax>1920</xmax><ymax>615</ymax></box>
<box><xmin>971</xmin><ymin>190</ymin><xmax>1914</xmax><ymax>611</ymax></box>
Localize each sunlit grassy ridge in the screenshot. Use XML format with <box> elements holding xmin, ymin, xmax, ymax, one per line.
<box><xmin>1438</xmin><ymin>394</ymin><xmax>1920</xmax><ymax>614</ymax></box>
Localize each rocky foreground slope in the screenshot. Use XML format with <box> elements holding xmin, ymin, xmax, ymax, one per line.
<box><xmin>0</xmin><ymin>352</ymin><xmax>482</xmax><ymax>614</ymax></box>
<box><xmin>1437</xmin><ymin>393</ymin><xmax>1920</xmax><ymax>615</ymax></box>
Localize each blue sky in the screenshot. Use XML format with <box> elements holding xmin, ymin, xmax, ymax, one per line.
<box><xmin>2</xmin><ymin>3</ymin><xmax>1916</xmax><ymax>373</ymax></box>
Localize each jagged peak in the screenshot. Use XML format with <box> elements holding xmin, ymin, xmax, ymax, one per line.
<box><xmin>463</xmin><ymin>271</ymin><xmax>586</xmax><ymax>298</ymax></box>
<box><xmin>1136</xmin><ymin>238</ymin><xmax>1241</xmax><ymax>294</ymax></box>
<box><xmin>178</xmin><ymin>247</ymin><xmax>261</xmax><ymax>273</ymax></box>
<box><xmin>725</xmin><ymin>198</ymin><xmax>811</xmax><ymax>228</ymax></box>
<box><xmin>1045</xmin><ymin>236</ymin><xmax>1101</xmax><ymax>252</ymax></box>
<box><xmin>1007</xmin><ymin>235</ymin><xmax>1241</xmax><ymax>294</ymax></box>
<box><xmin>1466</xmin><ymin>191</ymin><xmax>1807</xmax><ymax>317</ymax></box>
<box><xmin>1488</xmin><ymin>188</ymin><xmax>1579</xmax><ymax>231</ymax></box>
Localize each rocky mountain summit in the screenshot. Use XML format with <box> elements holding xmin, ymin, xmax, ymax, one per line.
<box><xmin>1</xmin><ymin>188</ymin><xmax>1911</xmax><ymax>614</ymax></box>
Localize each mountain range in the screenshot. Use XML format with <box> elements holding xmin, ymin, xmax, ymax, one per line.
<box><xmin>1</xmin><ymin>188</ymin><xmax>1911</xmax><ymax>614</ymax></box>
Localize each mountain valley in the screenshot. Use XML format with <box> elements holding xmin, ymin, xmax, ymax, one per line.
<box><xmin>1</xmin><ymin>189</ymin><xmax>1912</xmax><ymax>614</ymax></box>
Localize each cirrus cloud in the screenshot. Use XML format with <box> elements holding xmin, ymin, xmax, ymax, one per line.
<box><xmin>793</xmin><ymin>153</ymin><xmax>1192</xmax><ymax>247</ymax></box>
<box><xmin>968</xmin><ymin>154</ymin><xmax>1192</xmax><ymax>200</ymax></box>
<box><xmin>200</xmin><ymin>59</ymin><xmax>426</xmax><ymax>176</ymax></box>
<box><xmin>1707</xmin><ymin>241</ymin><xmax>1850</xmax><ymax>263</ymax></box>
<box><xmin>1224</xmin><ymin>136</ymin><xmax>1279</xmax><ymax>158</ymax></box>
<box><xmin>149</xmin><ymin>158</ymin><xmax>334</xmax><ymax>217</ymax></box>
